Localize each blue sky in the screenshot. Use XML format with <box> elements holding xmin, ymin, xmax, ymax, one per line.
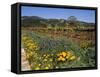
<box><xmin>21</xmin><ymin>6</ymin><xmax>95</xmax><ymax>23</ymax></box>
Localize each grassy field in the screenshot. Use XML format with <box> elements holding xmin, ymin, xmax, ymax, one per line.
<box><xmin>21</xmin><ymin>27</ymin><xmax>95</xmax><ymax>70</ymax></box>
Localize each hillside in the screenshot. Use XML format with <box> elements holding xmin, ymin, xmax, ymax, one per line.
<box><xmin>21</xmin><ymin>16</ymin><xmax>95</xmax><ymax>29</ymax></box>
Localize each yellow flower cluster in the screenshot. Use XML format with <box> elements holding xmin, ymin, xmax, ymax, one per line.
<box><xmin>22</xmin><ymin>35</ymin><xmax>39</xmax><ymax>60</ymax></box>
<box><xmin>22</xmin><ymin>35</ymin><xmax>39</xmax><ymax>51</ymax></box>
<box><xmin>57</xmin><ymin>51</ymin><xmax>76</xmax><ymax>61</ymax></box>
<box><xmin>41</xmin><ymin>53</ymin><xmax>54</xmax><ymax>69</ymax></box>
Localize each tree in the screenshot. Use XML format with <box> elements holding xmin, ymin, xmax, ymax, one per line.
<box><xmin>67</xmin><ymin>16</ymin><xmax>77</xmax><ymax>26</ymax></box>
<box><xmin>67</xmin><ymin>16</ymin><xmax>77</xmax><ymax>22</ymax></box>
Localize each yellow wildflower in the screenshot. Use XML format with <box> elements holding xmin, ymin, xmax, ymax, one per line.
<box><xmin>62</xmin><ymin>52</ymin><xmax>67</xmax><ymax>57</ymax></box>
<box><xmin>66</xmin><ymin>52</ymin><xmax>72</xmax><ymax>57</ymax></box>
<box><xmin>61</xmin><ymin>57</ymin><xmax>66</xmax><ymax>61</ymax></box>
<box><xmin>35</xmin><ymin>67</ymin><xmax>40</xmax><ymax>70</ymax></box>
<box><xmin>38</xmin><ymin>64</ymin><xmax>41</xmax><ymax>66</ymax></box>
<box><xmin>29</xmin><ymin>45</ymin><xmax>33</xmax><ymax>50</ymax></box>
<box><xmin>69</xmin><ymin>56</ymin><xmax>76</xmax><ymax>61</ymax></box>
<box><xmin>45</xmin><ymin>67</ymin><xmax>49</xmax><ymax>69</ymax></box>
<box><xmin>43</xmin><ymin>54</ymin><xmax>46</xmax><ymax>57</ymax></box>
<box><xmin>66</xmin><ymin>55</ymin><xmax>69</xmax><ymax>59</ymax></box>
<box><xmin>44</xmin><ymin>59</ymin><xmax>47</xmax><ymax>61</ymax></box>
<box><xmin>50</xmin><ymin>59</ymin><xmax>53</xmax><ymax>62</ymax></box>
<box><xmin>27</xmin><ymin>43</ymin><xmax>32</xmax><ymax>47</ymax></box>
<box><xmin>58</xmin><ymin>56</ymin><xmax>65</xmax><ymax>61</ymax></box>
<box><xmin>22</xmin><ymin>36</ymin><xmax>28</xmax><ymax>40</ymax></box>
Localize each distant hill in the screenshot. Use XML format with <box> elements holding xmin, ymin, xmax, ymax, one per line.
<box><xmin>21</xmin><ymin>16</ymin><xmax>95</xmax><ymax>28</ymax></box>
<box><xmin>21</xmin><ymin>16</ymin><xmax>45</xmax><ymax>20</ymax></box>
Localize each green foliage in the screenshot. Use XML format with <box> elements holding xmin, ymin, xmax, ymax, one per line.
<box><xmin>83</xmin><ymin>47</ymin><xmax>95</xmax><ymax>67</ymax></box>
<box><xmin>21</xmin><ymin>30</ymin><xmax>95</xmax><ymax>70</ymax></box>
